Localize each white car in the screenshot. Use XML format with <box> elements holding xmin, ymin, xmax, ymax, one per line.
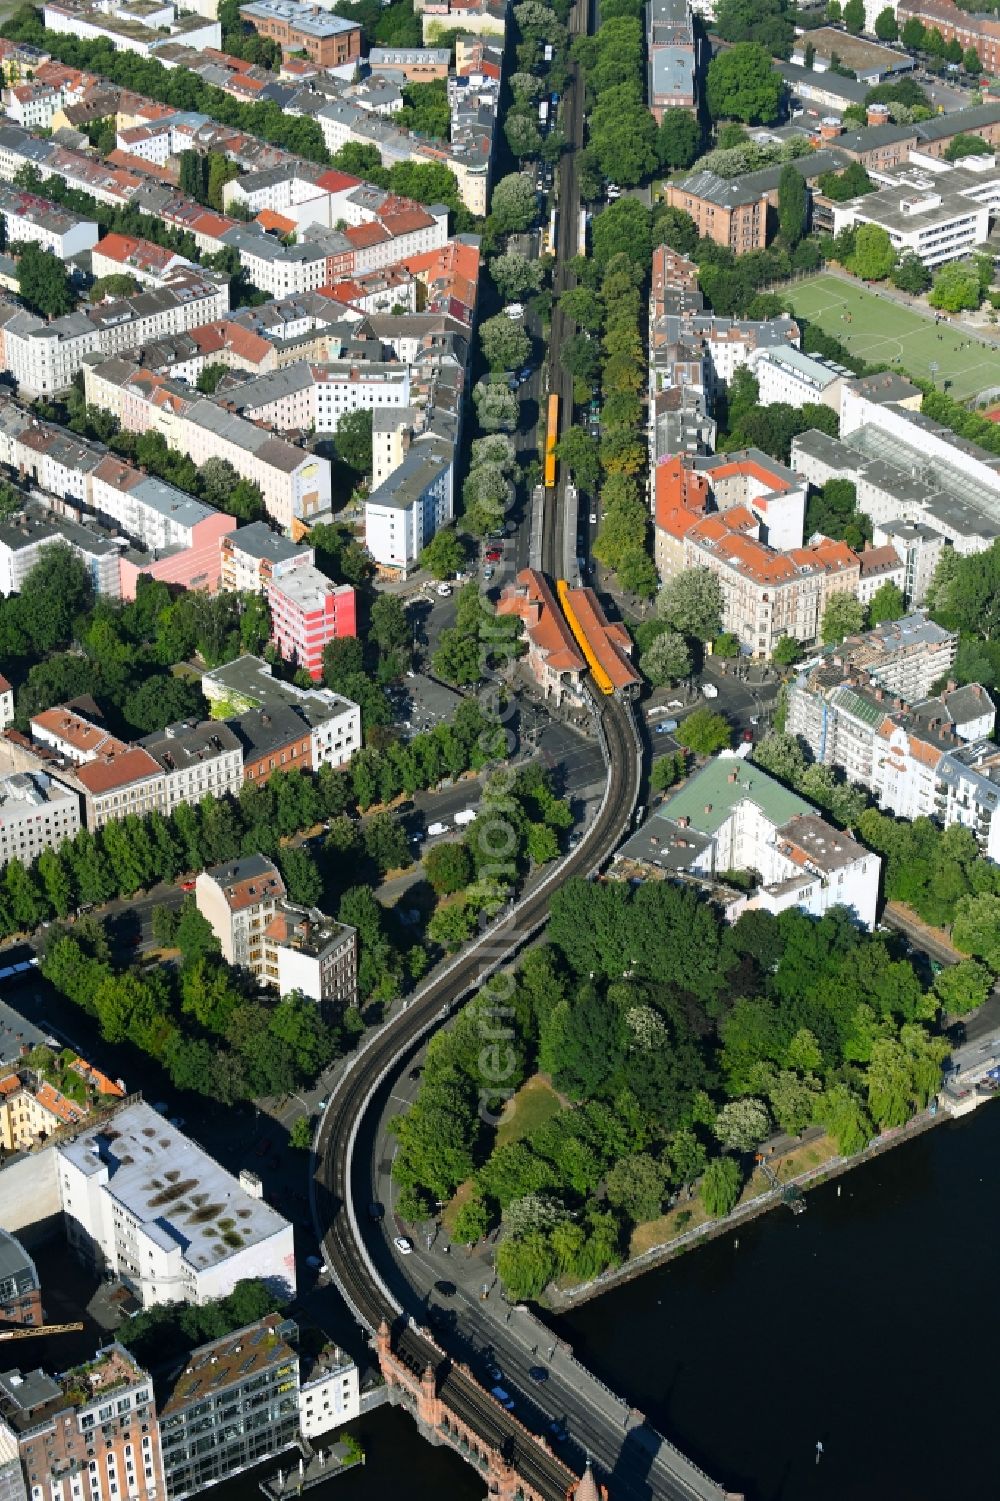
<box><xmin>394</xmin><ymin>1236</ymin><xmax>414</xmax><ymax>1255</ymax></box>
<box><xmin>436</xmin><ymin>583</ymin><xmax>452</xmax><ymax>597</ymax></box>
<box><xmin>589</xmin><ymin>512</ymin><xmax>597</xmax><ymax>524</ymax></box>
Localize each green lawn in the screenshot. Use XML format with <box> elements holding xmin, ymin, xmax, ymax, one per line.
<box><xmin>785</xmin><ymin>272</ymin><xmax>1000</xmax><ymax>403</ymax></box>
<box><xmin>494</xmin><ymin>1073</ymin><xmax>564</xmax><ymax>1148</ymax></box>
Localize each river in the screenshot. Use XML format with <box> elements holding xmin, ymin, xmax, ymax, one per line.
<box><xmin>217</xmin><ymin>1103</ymin><xmax>997</xmax><ymax>1501</ymax></box>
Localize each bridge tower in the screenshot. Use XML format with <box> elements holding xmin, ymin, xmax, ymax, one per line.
<box><xmin>570</xmin><ymin>1458</ymin><xmax>608</xmax><ymax>1501</ymax></box>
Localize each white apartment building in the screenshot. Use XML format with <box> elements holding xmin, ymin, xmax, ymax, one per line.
<box><xmin>0</xmin><ymin>187</ymin><xmax>98</xmax><ymax>259</ymax></box>
<box><xmin>3</xmin><ymin>273</ymin><xmax>228</xmax><ymax>394</ymax></box>
<box><xmin>57</xmin><ymin>1100</ymin><xmax>295</xmax><ymax>1306</ymax></box>
<box><xmin>365</xmin><ymin>435</ymin><xmax>453</xmax><ymax>575</ymax></box>
<box><xmin>200</xmin><ymin>655</ymin><xmax>361</xmax><ymax>771</ymax></box>
<box><xmin>0</xmin><ymin>771</ymin><xmax>80</xmax><ymax>867</ymax></box>
<box><xmin>196</xmin><ymin>854</ymin><xmax>357</xmax><ymax>1003</ymax></box>
<box><xmin>299</xmin><ymin>1352</ymin><xmax>360</xmax><ymax>1438</ymax></box>
<box><xmin>617</xmin><ymin>753</ymin><xmax>881</xmax><ymax>930</ymax></box>
<box><xmin>0</xmin><ymin>509</ymin><xmax>122</xmax><ymax>599</ymax></box>
<box><xmin>0</xmin><ymin>673</ymin><xmax>12</xmax><ymax>732</ymax></box>
<box><xmin>830</xmin><ymin>155</ymin><xmax>1000</xmax><ymax>267</ymax></box>
<box><xmin>222</xmin><ymin>361</ymin><xmax>410</xmax><ymax>435</ymax></box>
<box><xmin>139</xmin><ymin>720</ymin><xmax>243</xmax><ymax>813</ymax></box>
<box><xmin>750</xmin><ymin>344</ymin><xmax>847</xmax><ymax>411</ymax></box>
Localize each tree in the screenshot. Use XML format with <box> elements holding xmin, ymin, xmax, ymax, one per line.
<box><xmin>369</xmin><ymin>595</ymin><xmax>409</xmax><ymax>657</ymax></box>
<box><xmin>929</xmin><ymin>260</ymin><xmax>983</xmax><ymax>313</ymax></box>
<box><xmin>934</xmin><ymin>958</ymin><xmax>992</xmax><ymax>1016</ymax></box>
<box><xmin>174</xmin><ymin>897</ymin><xmax>221</xmax><ymax>967</ymax></box>
<box><xmin>278</xmin><ymin>845</ymin><xmax>323</xmax><ymax>907</ymax></box>
<box><xmin>123</xmin><ymin>676</ymin><xmax>206</xmax><ymax>735</ymax></box>
<box><xmin>777</xmin><ymin>163</ymin><xmax>807</xmax><ymax>247</ymax></box>
<box><xmin>867</xmin><ymin>579</ymin><xmax>906</xmax><ymax>626</ymax></box>
<box><xmin>676</xmin><ymin>708</ymin><xmax>731</xmax><ymax>756</ymax></box>
<box><xmin>605</xmin><ymin>1153</ymin><xmax>666</xmax><ymax>1224</ymax></box>
<box><xmin>963</xmin><ymin>46</ymin><xmax>982</xmax><ymax>75</ymax></box>
<box><xmin>656</xmin><ymin>108</ymin><xmax>701</xmax><ymax>170</ymax></box>
<box><xmin>642</xmin><ymin>630</ymin><xmax>691</xmax><ymax>686</ymax></box>
<box><xmin>559</xmin><ymin>286</ymin><xmax>604</xmax><ymax>333</ymax></box>
<box><xmin>752</xmin><ymin>729</ymin><xmax>806</xmax><ymax>785</ymax></box>
<box><xmin>821</xmin><ymin>592</ymin><xmax>866</xmax><ymax>644</ymax></box>
<box><xmin>843</xmin><ymin>0</ymin><xmax>865</xmax><ymax>32</ymax></box>
<box><xmin>424</xmin><ymin>841</ymin><xmax>473</xmax><ymax>895</ymax></box>
<box><xmin>890</xmin><ymin>252</ymin><xmax>931</xmax><ymax>295</ymax></box>
<box><xmin>713</xmin><ymin>1097</ymin><xmax>771</xmax><ymax>1152</ymax></box>
<box><xmin>705</xmin><ymin>43</ymin><xmax>784</xmax><ymax>125</ymax></box>
<box><xmin>874</xmin><ymin>5</ymin><xmax>898</xmax><ymax>39</ymax></box>
<box><xmin>17</xmin><ymin>241</ymin><xmax>74</xmax><ymax>319</ymax></box>
<box><xmin>848</xmin><ymin>224</ymin><xmax>896</xmax><ymax>282</ymax></box>
<box><xmin>489</xmin><ymin>249</ymin><xmax>542</xmax><ymax>301</ymax></box>
<box><xmin>551</xmin><ymin>428</ymin><xmax>599</xmax><ymax>495</ymax></box>
<box><xmin>335</xmin><ymin>408</ymin><xmax>373</xmax><ymax>474</ymax></box>
<box><xmin>901</xmin><ymin>16</ymin><xmax>925</xmax><ymax>47</ymax></box>
<box><xmin>488</xmin><ymin>173</ymin><xmax>537</xmax><ymax>234</ymax></box>
<box><xmin>419</xmin><ymin>528</ymin><xmax>464</xmax><ymax>579</ymax></box>
<box><xmin>772</xmin><ymin>635</ymin><xmax>801</xmax><ymax>667</ymax></box>
<box><xmin>953</xmin><ymin>892</ymin><xmax>1000</xmax><ymax>971</ymax></box>
<box><xmin>289</xmin><ymin>1116</ymin><xmax>312</xmax><ymax>1150</ymax></box>
<box><xmin>479</xmin><ymin>313</ymin><xmax>531</xmax><ymax>372</ymax></box>
<box><xmin>657</xmin><ymin>567</ymin><xmax>724</xmax><ymax>641</ymax></box>
<box><xmin>700</xmin><ymin>1156</ymin><xmax>742</xmax><ymax>1217</ymax></box>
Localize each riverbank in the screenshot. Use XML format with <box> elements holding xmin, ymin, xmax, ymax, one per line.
<box><xmin>546</xmin><ymin>1104</ymin><xmax>944</xmax><ymax>1311</ymax></box>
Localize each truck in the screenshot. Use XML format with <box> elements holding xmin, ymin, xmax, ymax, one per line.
<box><xmin>427</xmin><ymin>821</ymin><xmax>449</xmax><ymax>837</ymax></box>
<box><xmin>701</xmin><ymin>683</ymin><xmax>719</xmax><ymax>699</ymax></box>
<box><xmin>538</xmin><ymin>98</ymin><xmax>549</xmax><ymax>130</ymax></box>
<box><xmin>543</xmin><ymin>41</ymin><xmax>553</xmax><ymax>60</ymax></box>
<box><xmin>454</xmin><ymin>808</ymin><xmax>477</xmax><ymax>827</ymax></box>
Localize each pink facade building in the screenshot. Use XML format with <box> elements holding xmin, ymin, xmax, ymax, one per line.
<box><xmin>265</xmin><ymin>565</ymin><xmax>356</xmax><ymax>679</ymax></box>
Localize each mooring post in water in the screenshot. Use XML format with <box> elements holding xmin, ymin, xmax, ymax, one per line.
<box><xmin>816</xmin><ymin>1442</ymin><xmax>824</xmax><ymax>1465</ymax></box>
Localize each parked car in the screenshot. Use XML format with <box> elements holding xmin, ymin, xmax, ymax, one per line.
<box><xmin>393</xmin><ymin>1236</ymin><xmax>414</xmax><ymax>1255</ymax></box>
<box><xmin>656</xmin><ymin>719</ymin><xmax>678</xmax><ymax>734</ymax></box>
<box><xmin>485</xmin><ymin>547</ymin><xmax>502</xmax><ymax>563</ymax></box>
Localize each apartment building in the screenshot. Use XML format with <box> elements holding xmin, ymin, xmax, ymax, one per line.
<box><xmin>369</xmin><ymin>45</ymin><xmax>450</xmax><ymax>79</ymax></box>
<box><xmin>219</xmin><ymin>522</ymin><xmax>315</xmax><ymax>593</ymax></box>
<box><xmin>646</xmin><ymin>0</ymin><xmax>697</xmax><ymax>119</ymax></box>
<box><xmin>58</xmin><ymin>1100</ymin><xmax>295</xmax><ymax>1305</ymax></box>
<box><xmin>219</xmin><ymin>360</ymin><xmax>412</xmax><ymax>434</ymax></box>
<box><xmin>26</xmin><ymin>706</ymin><xmax>244</xmax><ymax>831</ymax></box>
<box><xmin>30</xmin><ymin>707</ymin><xmax>164</xmax><ymax>831</ymax></box>
<box><xmin>195</xmin><ymin>854</ymin><xmax>357</xmax><ymax>1002</ymax></box>
<box><xmin>200</xmin><ymin>654</ymin><xmax>361</xmax><ymax>772</ymax></box>
<box><xmin>912</xmin><ymin>98</ymin><xmax>1000</xmax><ymax>158</ymax></box>
<box><xmin>159</xmin><ymin>1317</ymin><xmax>300</xmax><ymax>1501</ymax></box>
<box><xmin>138</xmin><ymin>720</ymin><xmax>243</xmax><ymax>813</ymax></box>
<box><xmin>0</xmin><ymin>1058</ymin><xmax>124</xmax><ymax>1152</ymax></box>
<box><xmin>750</xmin><ymin>344</ymin><xmax>848</xmax><ymax>410</ymax></box>
<box><xmin>497</xmin><ymin>568</ymin><xmax>587</xmax><ymax>707</ymax></box>
<box><xmin>364</xmin><ymin>435</ymin><xmax>454</xmax><ymax>574</ymax></box>
<box><xmin>0</xmin><ymin>771</ymin><xmax>80</xmax><ymax>867</ymax></box>
<box><xmin>83</xmin><ymin>363</ymin><xmax>332</xmax><ymax>532</ymax></box>
<box><xmin>615</xmin><ymin>754</ymin><xmax>881</xmax><ymax>930</ymax></box>
<box><xmin>653</xmin><ymin>449</ymin><xmax>808</xmax><ymax>584</ymax></box>
<box><xmin>871</xmin><ymin>518</ymin><xmax>944</xmax><ymax>605</ymax></box>
<box><xmin>239</xmin><ymin>0</ymin><xmax>362</xmax><ymax>66</ymax></box>
<box><xmin>266</xmin><ymin>567</ymin><xmax>357</xmax><ymax>680</ymax></box>
<box><xmin>3</xmin><ymin>272</ymin><xmax>229</xmax><ymax>394</ymax></box>
<box><xmin>298</xmin><ymin>1346</ymin><xmax>360</xmax><ymax>1438</ymax></box>
<box><xmin>0</xmin><ymin>1230</ymin><xmax>42</xmax><ymax>1329</ymax></box>
<box><xmin>0</xmin><ymin>509</ymin><xmax>123</xmax><ymax>600</ymax></box>
<box><xmin>685</xmin><ymin>513</ymin><xmax>861</xmax><ymax>658</ymax></box>
<box><xmin>90</xmin><ymin>232</ymin><xmax>198</xmax><ymax>289</ymax></box>
<box><xmin>897</xmin><ymin>0</ymin><xmax>1000</xmax><ymax>72</ymax></box>
<box><xmin>0</xmin><ymin>674</ymin><xmax>11</xmax><ymax>733</ymax></box>
<box><xmin>0</xmin><ymin>187</ymin><xmax>97</xmax><ymax>259</ymax></box>
<box><xmin>0</xmin><ymin>1346</ymin><xmax>164</xmax><ymax>1501</ymax></box>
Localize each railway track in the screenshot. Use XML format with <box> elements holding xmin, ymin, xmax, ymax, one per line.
<box><xmin>314</xmin><ymin>686</ymin><xmax>639</xmax><ymax>1499</ymax></box>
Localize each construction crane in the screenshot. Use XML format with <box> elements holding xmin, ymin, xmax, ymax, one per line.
<box><xmin>0</xmin><ymin>1322</ymin><xmax>84</xmax><ymax>1342</ymax></box>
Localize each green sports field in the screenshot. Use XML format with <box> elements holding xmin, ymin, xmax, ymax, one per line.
<box><xmin>784</xmin><ymin>272</ymin><xmax>1000</xmax><ymax>404</ymax></box>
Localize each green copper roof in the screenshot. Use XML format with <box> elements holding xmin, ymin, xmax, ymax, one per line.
<box><xmin>659</xmin><ymin>755</ymin><xmax>810</xmax><ymax>837</ymax></box>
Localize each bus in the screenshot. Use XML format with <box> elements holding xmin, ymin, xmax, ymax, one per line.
<box><xmin>544</xmin><ymin>392</ymin><xmax>559</xmax><ymax>489</ymax></box>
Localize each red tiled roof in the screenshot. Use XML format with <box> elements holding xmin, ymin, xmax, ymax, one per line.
<box><xmin>497</xmin><ymin>568</ymin><xmax>586</xmax><ymax>674</ymax></box>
